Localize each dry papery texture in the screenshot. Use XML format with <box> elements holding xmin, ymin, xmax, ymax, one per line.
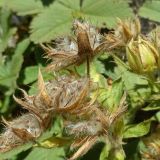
<box><xmin>42</xmin><ymin>20</ymin><xmax>105</xmax><ymax>72</ymax></box>
<box><xmin>0</xmin><ymin>20</ymin><xmax>128</xmax><ymax>159</ymax></box>
<box><xmin>141</xmin><ymin>126</ymin><xmax>160</xmax><ymax>160</ymax></box>
<box><xmin>0</xmin><ymin>69</ymin><xmax>89</xmax><ymax>152</ymax></box>
<box><xmin>42</xmin><ymin>18</ymin><xmax>143</xmax><ymax>72</ymax></box>
<box><xmin>0</xmin><ymin>70</ymin><xmax>127</xmax><ymax>159</ymax></box>
<box><xmin>104</xmin><ymin>18</ymin><xmax>141</xmax><ymax>52</ymax></box>
<box><xmin>104</xmin><ymin>17</ymin><xmax>160</xmax><ymax>56</ymax></box>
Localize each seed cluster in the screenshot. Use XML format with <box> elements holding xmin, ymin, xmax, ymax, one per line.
<box><xmin>0</xmin><ymin>20</ymin><xmax>127</xmax><ymax>159</ymax></box>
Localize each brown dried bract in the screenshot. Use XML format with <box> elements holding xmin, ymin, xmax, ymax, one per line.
<box><xmin>64</xmin><ymin>94</ymin><xmax>127</xmax><ymax>160</ymax></box>
<box><xmin>42</xmin><ymin>20</ymin><xmax>104</xmax><ymax>72</ymax></box>
<box><xmin>0</xmin><ymin>128</ymin><xmax>24</xmax><ymax>152</ymax></box>
<box><xmin>0</xmin><ymin>69</ymin><xmax>91</xmax><ymax>153</ymax></box>
<box><xmin>104</xmin><ymin>18</ymin><xmax>141</xmax><ymax>51</ymax></box>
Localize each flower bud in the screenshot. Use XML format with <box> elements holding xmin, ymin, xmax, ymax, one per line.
<box><xmin>126</xmin><ymin>36</ymin><xmax>160</xmax><ymax>74</ymax></box>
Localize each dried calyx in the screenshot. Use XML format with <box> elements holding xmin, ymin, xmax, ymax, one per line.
<box><xmin>104</xmin><ymin>18</ymin><xmax>141</xmax><ymax>51</ymax></box>
<box><xmin>65</xmin><ymin>93</ymin><xmax>127</xmax><ymax>160</ymax></box>
<box><xmin>0</xmin><ymin>69</ymin><xmax>127</xmax><ymax>159</ymax></box>
<box><xmin>0</xmin><ymin>20</ymin><xmax>128</xmax><ymax>160</ymax></box>
<box><xmin>0</xmin><ymin>70</ymin><xmax>90</xmax><ymax>152</ymax></box>
<box><xmin>42</xmin><ymin>20</ymin><xmax>104</xmax><ymax>72</ymax></box>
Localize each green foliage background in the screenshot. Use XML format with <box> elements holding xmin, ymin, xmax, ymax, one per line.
<box><xmin>0</xmin><ymin>0</ymin><xmax>160</xmax><ymax>159</ymax></box>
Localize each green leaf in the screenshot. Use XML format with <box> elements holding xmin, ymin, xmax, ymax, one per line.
<box><xmin>99</xmin><ymin>144</ymin><xmax>111</xmax><ymax>160</ymax></box>
<box><xmin>36</xmin><ymin>137</ymin><xmax>71</xmax><ymax>149</ymax></box>
<box><xmin>30</xmin><ymin>0</ymin><xmax>133</xmax><ymax>43</ymax></box>
<box><xmin>108</xmin><ymin>147</ymin><xmax>125</xmax><ymax>160</ymax></box>
<box><xmin>0</xmin><ymin>8</ymin><xmax>10</xmax><ymax>35</ymax></box>
<box><xmin>23</xmin><ymin>65</ymin><xmax>54</xmax><ymax>85</ymax></box>
<box><xmin>102</xmin><ymin>55</ymin><xmax>127</xmax><ymax>80</ymax></box>
<box><xmin>0</xmin><ymin>0</ymin><xmax>5</xmax><ymax>7</ymax></box>
<box><xmin>73</xmin><ymin>57</ymin><xmax>106</xmax><ymax>87</ymax></box>
<box><xmin>155</xmin><ymin>111</ymin><xmax>160</xmax><ymax>122</ymax></box>
<box><xmin>139</xmin><ymin>1</ymin><xmax>160</xmax><ymax>22</ymax></box>
<box><xmin>37</xmin><ymin>116</ymin><xmax>63</xmax><ymax>142</ymax></box>
<box><xmin>112</xmin><ymin>54</ymin><xmax>130</xmax><ymax>71</ymax></box>
<box><xmin>28</xmin><ymin>81</ymin><xmax>38</xmax><ymax>95</ymax></box>
<box><xmin>97</xmin><ymin>78</ymin><xmax>123</xmax><ymax>111</ymax></box>
<box><xmin>10</xmin><ymin>39</ymin><xmax>30</xmax><ymax>77</ymax></box>
<box><xmin>0</xmin><ymin>38</ymin><xmax>30</xmax><ymax>94</ymax></box>
<box><xmin>23</xmin><ymin>66</ymin><xmax>39</xmax><ymax>85</ymax></box>
<box><xmin>106</xmin><ymin>78</ymin><xmax>124</xmax><ymax>110</ymax></box>
<box><xmin>25</xmin><ymin>147</ymin><xmax>65</xmax><ymax>160</ymax></box>
<box><xmin>142</xmin><ymin>101</ymin><xmax>160</xmax><ymax>111</ymax></box>
<box><xmin>0</xmin><ymin>8</ymin><xmax>17</xmax><ymax>54</ymax></box>
<box><xmin>30</xmin><ymin>1</ymin><xmax>73</xmax><ymax>43</ymax></box>
<box><xmin>122</xmin><ymin>71</ymin><xmax>151</xmax><ymax>109</ymax></box>
<box><xmin>0</xmin><ymin>142</ymin><xmax>33</xmax><ymax>159</ymax></box>
<box><xmin>58</xmin><ymin>0</ymin><xmax>80</xmax><ymax>10</ymax></box>
<box><xmin>90</xmin><ymin>58</ymin><xmax>106</xmax><ymax>87</ymax></box>
<box><xmin>0</xmin><ymin>94</ymin><xmax>10</xmax><ymax>113</ymax></box>
<box><xmin>6</xmin><ymin>0</ymin><xmax>44</xmax><ymax>16</ymax></box>
<box><xmin>81</xmin><ymin>0</ymin><xmax>133</xmax><ymax>27</ymax></box>
<box><xmin>0</xmin><ymin>28</ymin><xmax>17</xmax><ymax>54</ymax></box>
<box><xmin>123</xmin><ymin>120</ymin><xmax>151</xmax><ymax>138</ymax></box>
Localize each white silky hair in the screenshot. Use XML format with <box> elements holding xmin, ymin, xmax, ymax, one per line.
<box><xmin>65</xmin><ymin>120</ymin><xmax>103</xmax><ymax>137</ymax></box>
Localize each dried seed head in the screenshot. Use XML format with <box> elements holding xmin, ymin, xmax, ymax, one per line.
<box><xmin>10</xmin><ymin>113</ymin><xmax>42</xmax><ymax>139</ymax></box>
<box><xmin>14</xmin><ymin>73</ymin><xmax>90</xmax><ymax>126</ymax></box>
<box><xmin>42</xmin><ymin>42</ymin><xmax>78</xmax><ymax>71</ymax></box>
<box><xmin>0</xmin><ymin>72</ymin><xmax>127</xmax><ymax>158</ymax></box>
<box><xmin>66</xmin><ymin>93</ymin><xmax>127</xmax><ymax>160</ymax></box>
<box><xmin>73</xmin><ymin>20</ymin><xmax>103</xmax><ymax>51</ymax></box>
<box><xmin>0</xmin><ymin>113</ymin><xmax>42</xmax><ymax>152</ymax></box>
<box><xmin>55</xmin><ymin>37</ymin><xmax>78</xmax><ymax>53</ymax></box>
<box><xmin>116</xmin><ymin>18</ymin><xmax>141</xmax><ymax>43</ymax></box>
<box><xmin>42</xmin><ymin>20</ymin><xmax>104</xmax><ymax>72</ymax></box>
<box><xmin>0</xmin><ymin>77</ymin><xmax>67</xmax><ymax>151</ymax></box>
<box><xmin>56</xmin><ymin>77</ymin><xmax>89</xmax><ymax>112</ymax></box>
<box><xmin>73</xmin><ymin>20</ymin><xmax>93</xmax><ymax>57</ymax></box>
<box><xmin>0</xmin><ymin>128</ymin><xmax>24</xmax><ymax>152</ymax></box>
<box><xmin>104</xmin><ymin>18</ymin><xmax>141</xmax><ymax>51</ymax></box>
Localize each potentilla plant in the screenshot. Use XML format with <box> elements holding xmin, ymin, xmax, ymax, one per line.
<box><xmin>0</xmin><ymin>18</ymin><xmax>160</xmax><ymax>160</ymax></box>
